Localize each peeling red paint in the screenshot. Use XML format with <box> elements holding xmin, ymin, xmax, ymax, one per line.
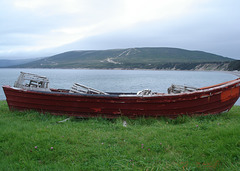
<box><xmin>92</xmin><ymin>108</ymin><xmax>102</xmax><ymax>112</ymax></box>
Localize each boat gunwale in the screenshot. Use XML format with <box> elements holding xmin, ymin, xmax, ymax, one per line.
<box><xmin>2</xmin><ymin>78</ymin><xmax>240</xmax><ymax>99</ymax></box>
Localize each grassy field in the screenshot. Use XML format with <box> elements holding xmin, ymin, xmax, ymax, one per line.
<box><xmin>0</xmin><ymin>100</ymin><xmax>239</xmax><ymax>170</ymax></box>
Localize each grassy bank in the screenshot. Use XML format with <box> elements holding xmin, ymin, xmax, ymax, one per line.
<box><xmin>0</xmin><ymin>100</ymin><xmax>239</xmax><ymax>170</ymax></box>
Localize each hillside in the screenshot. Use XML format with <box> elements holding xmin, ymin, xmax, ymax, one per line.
<box><xmin>13</xmin><ymin>47</ymin><xmax>233</xmax><ymax>69</ymax></box>
<box><xmin>0</xmin><ymin>58</ymin><xmax>38</xmax><ymax>67</ymax></box>
<box><xmin>228</xmin><ymin>60</ymin><xmax>240</xmax><ymax>71</ymax></box>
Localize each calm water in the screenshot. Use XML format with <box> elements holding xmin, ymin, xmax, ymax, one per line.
<box><xmin>0</xmin><ymin>68</ymin><xmax>239</xmax><ymax>105</ymax></box>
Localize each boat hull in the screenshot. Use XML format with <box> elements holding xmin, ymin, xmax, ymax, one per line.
<box><xmin>2</xmin><ymin>79</ymin><xmax>240</xmax><ymax>118</ymax></box>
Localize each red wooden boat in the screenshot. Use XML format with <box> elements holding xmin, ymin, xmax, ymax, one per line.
<box><xmin>2</xmin><ymin>72</ymin><xmax>240</xmax><ymax>118</ymax></box>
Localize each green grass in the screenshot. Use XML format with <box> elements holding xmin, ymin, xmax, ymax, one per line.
<box><xmin>0</xmin><ymin>100</ymin><xmax>239</xmax><ymax>170</ymax></box>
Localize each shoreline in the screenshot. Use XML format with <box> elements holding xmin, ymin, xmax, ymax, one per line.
<box><xmin>1</xmin><ymin>66</ymin><xmax>240</xmax><ymax>72</ymax></box>
<box><xmin>0</xmin><ymin>67</ymin><xmax>239</xmax><ymax>78</ymax></box>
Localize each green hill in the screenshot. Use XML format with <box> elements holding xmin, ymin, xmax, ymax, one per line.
<box><xmin>228</xmin><ymin>60</ymin><xmax>240</xmax><ymax>71</ymax></box>
<box><xmin>0</xmin><ymin>58</ymin><xmax>38</xmax><ymax>67</ymax></box>
<box><xmin>14</xmin><ymin>47</ymin><xmax>233</xmax><ymax>69</ymax></box>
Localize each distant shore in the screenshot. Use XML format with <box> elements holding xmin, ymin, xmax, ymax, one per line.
<box><xmin>1</xmin><ymin>66</ymin><xmax>240</xmax><ymax>72</ymax></box>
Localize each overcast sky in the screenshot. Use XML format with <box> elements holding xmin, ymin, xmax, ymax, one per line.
<box><xmin>0</xmin><ymin>0</ymin><xmax>240</xmax><ymax>59</ymax></box>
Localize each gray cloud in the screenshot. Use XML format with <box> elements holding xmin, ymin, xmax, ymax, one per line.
<box><xmin>54</xmin><ymin>0</ymin><xmax>240</xmax><ymax>59</ymax></box>
<box><xmin>0</xmin><ymin>0</ymin><xmax>240</xmax><ymax>59</ymax></box>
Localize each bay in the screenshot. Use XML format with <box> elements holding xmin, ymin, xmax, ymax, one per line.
<box><xmin>0</xmin><ymin>68</ymin><xmax>239</xmax><ymax>105</ymax></box>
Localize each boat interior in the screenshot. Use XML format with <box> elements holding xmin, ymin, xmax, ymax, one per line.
<box><xmin>13</xmin><ymin>72</ymin><xmax>240</xmax><ymax>97</ymax></box>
